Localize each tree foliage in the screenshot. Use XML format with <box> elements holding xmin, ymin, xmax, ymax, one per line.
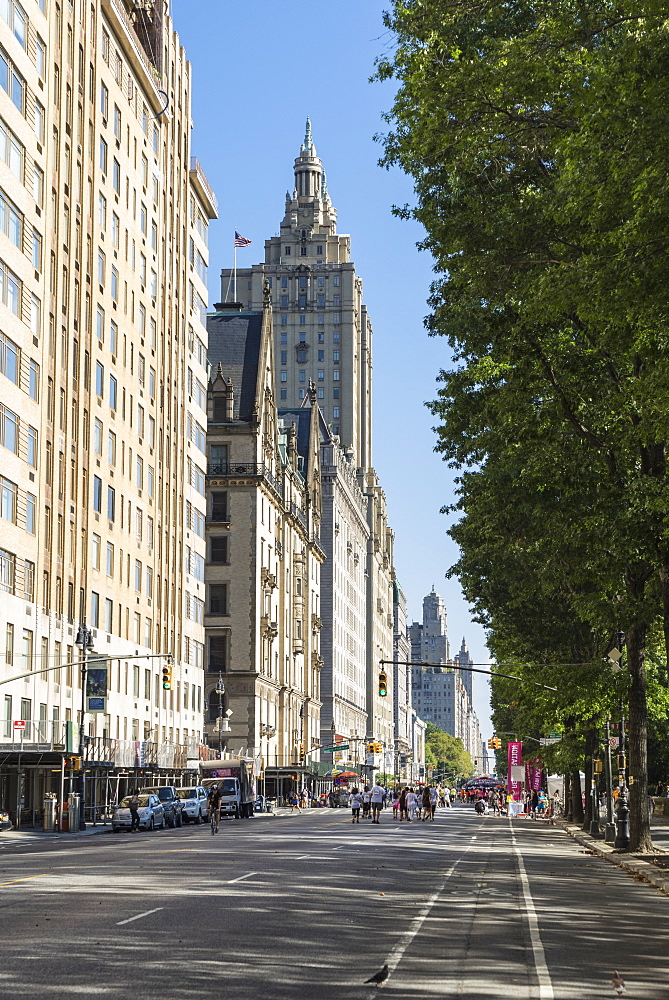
<box><xmin>425</xmin><ymin>722</ymin><xmax>474</xmax><ymax>777</ymax></box>
<box><xmin>376</xmin><ymin>0</ymin><xmax>669</xmax><ymax>849</ymax></box>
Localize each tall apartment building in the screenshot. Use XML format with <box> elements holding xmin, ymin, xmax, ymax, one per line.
<box><xmin>0</xmin><ymin>0</ymin><xmax>215</xmax><ymax>826</ymax></box>
<box><xmin>205</xmin><ymin>291</ymin><xmax>324</xmax><ymax>799</ymax></box>
<box><xmin>220</xmin><ymin>120</ymin><xmax>395</xmax><ymax>764</ymax></box>
<box><xmin>410</xmin><ymin>589</ymin><xmax>481</xmax><ymax>758</ymax></box>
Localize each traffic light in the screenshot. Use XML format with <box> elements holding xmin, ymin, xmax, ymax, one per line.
<box><xmin>299</xmin><ymin>742</ymin><xmax>305</xmax><ymax>764</ymax></box>
<box><xmin>593</xmin><ymin>759</ymin><xmax>603</xmax><ymax>774</ymax></box>
<box><xmin>378</xmin><ymin>670</ymin><xmax>388</xmax><ymax>697</ymax></box>
<box><xmin>618</xmin><ymin>754</ymin><xmax>627</xmax><ymax>770</ymax></box>
<box><xmin>374</xmin><ymin>742</ymin><xmax>383</xmax><ymax>754</ymax></box>
<box><xmin>366</xmin><ymin>742</ymin><xmax>375</xmax><ymax>755</ymax></box>
<box><xmin>162</xmin><ymin>664</ymin><xmax>172</xmax><ymax>690</ymax></box>
<box><xmin>67</xmin><ymin>756</ymin><xmax>81</xmax><ymax>771</ymax></box>
<box><xmin>487</xmin><ymin>737</ymin><xmax>502</xmax><ymax>749</ymax></box>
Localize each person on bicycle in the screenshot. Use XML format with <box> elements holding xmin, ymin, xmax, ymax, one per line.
<box><xmin>207</xmin><ymin>786</ymin><xmax>222</xmax><ymax>832</ymax></box>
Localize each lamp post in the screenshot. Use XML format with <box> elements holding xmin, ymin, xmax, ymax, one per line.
<box><xmin>216</xmin><ymin>673</ymin><xmax>225</xmax><ymax>756</ymax></box>
<box><xmin>74</xmin><ymin>622</ymin><xmax>94</xmax><ymax>830</ymax></box>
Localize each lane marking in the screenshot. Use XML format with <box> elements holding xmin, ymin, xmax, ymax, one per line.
<box><xmin>510</xmin><ymin>824</ymin><xmax>555</xmax><ymax>1000</ymax></box>
<box><xmin>116</xmin><ymin>906</ymin><xmax>164</xmax><ymax>926</ymax></box>
<box><xmin>365</xmin><ymin>843</ymin><xmax>474</xmax><ymax>997</ymax></box>
<box><xmin>227</xmin><ymin>871</ymin><xmax>258</xmax><ymax>884</ymax></box>
<box><xmin>0</xmin><ymin>872</ymin><xmax>51</xmax><ymax>886</ymax></box>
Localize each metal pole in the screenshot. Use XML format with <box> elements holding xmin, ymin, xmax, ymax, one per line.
<box><xmin>604</xmin><ymin>721</ymin><xmax>616</xmax><ymax>842</ymax></box>
<box><xmin>615</xmin><ymin>701</ymin><xmax>630</xmax><ymax>849</ymax></box>
<box><xmin>79</xmin><ymin>652</ymin><xmax>87</xmax><ymax>829</ymax></box>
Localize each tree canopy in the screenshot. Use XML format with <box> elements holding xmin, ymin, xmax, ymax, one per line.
<box><xmin>376</xmin><ymin>0</ymin><xmax>669</xmax><ymax>850</ymax></box>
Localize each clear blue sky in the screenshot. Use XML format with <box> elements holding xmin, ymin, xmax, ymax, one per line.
<box><xmin>171</xmin><ymin>0</ymin><xmax>493</xmax><ymax>742</ymax></box>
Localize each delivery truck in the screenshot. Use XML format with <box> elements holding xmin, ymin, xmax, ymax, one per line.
<box><xmin>200</xmin><ymin>758</ymin><xmax>255</xmax><ymax>819</ymax></box>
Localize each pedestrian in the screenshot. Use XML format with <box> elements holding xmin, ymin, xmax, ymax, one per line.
<box><xmin>428</xmin><ymin>784</ymin><xmax>438</xmax><ymax>821</ymax></box>
<box><xmin>349</xmin><ymin>787</ymin><xmax>362</xmax><ymax>824</ymax></box>
<box><xmin>537</xmin><ymin>789</ymin><xmax>547</xmax><ymax>818</ymax></box>
<box><xmin>289</xmin><ymin>791</ymin><xmax>301</xmax><ymax>813</ymax></box>
<box><xmin>421</xmin><ymin>786</ymin><xmax>431</xmax><ymax>821</ymax></box>
<box><xmin>399</xmin><ymin>787</ymin><xmax>409</xmax><ymax>821</ymax></box>
<box><xmin>406</xmin><ymin>787</ymin><xmax>417</xmax><ymax>822</ymax></box>
<box><xmin>552</xmin><ymin>790</ymin><xmax>561</xmax><ymax>816</ymax></box>
<box><xmin>392</xmin><ymin>791</ymin><xmax>400</xmax><ymax>819</ymax></box>
<box><xmin>531</xmin><ymin>789</ymin><xmax>539</xmax><ymax>819</ymax></box>
<box><xmin>129</xmin><ymin>788</ymin><xmax>141</xmax><ymax>832</ymax></box>
<box><xmin>301</xmin><ymin>787</ymin><xmax>309</xmax><ymax>810</ymax></box>
<box><xmin>362</xmin><ymin>786</ymin><xmax>372</xmax><ymax>820</ymax></box>
<box><xmin>370</xmin><ymin>782</ymin><xmax>385</xmax><ymax>823</ymax></box>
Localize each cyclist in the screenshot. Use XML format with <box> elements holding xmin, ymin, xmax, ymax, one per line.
<box><xmin>207</xmin><ymin>785</ymin><xmax>222</xmax><ymax>833</ymax></box>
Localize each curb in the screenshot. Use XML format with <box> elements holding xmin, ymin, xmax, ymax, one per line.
<box><xmin>556</xmin><ymin>819</ymin><xmax>669</xmax><ymax>894</ymax></box>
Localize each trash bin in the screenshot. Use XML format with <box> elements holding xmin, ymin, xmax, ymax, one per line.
<box><xmin>265</xmin><ymin>799</ymin><xmax>275</xmax><ymax>813</ymax></box>
<box><xmin>43</xmin><ymin>795</ymin><xmax>57</xmax><ymax>833</ymax></box>
<box><xmin>67</xmin><ymin>792</ymin><xmax>80</xmax><ymax>833</ymax></box>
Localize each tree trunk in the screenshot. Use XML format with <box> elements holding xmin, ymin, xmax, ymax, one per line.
<box><xmin>564</xmin><ymin>772</ymin><xmax>571</xmax><ymax>821</ymax></box>
<box><xmin>659</xmin><ymin>565</ymin><xmax>669</xmax><ymax>687</ymax></box>
<box><xmin>627</xmin><ymin>624</ymin><xmax>653</xmax><ymax>852</ymax></box>
<box><xmin>571</xmin><ymin>768</ymin><xmax>584</xmax><ymax>824</ymax></box>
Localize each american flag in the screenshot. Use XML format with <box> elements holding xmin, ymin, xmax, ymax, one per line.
<box><xmin>234</xmin><ymin>231</ymin><xmax>252</xmax><ymax>248</ymax></box>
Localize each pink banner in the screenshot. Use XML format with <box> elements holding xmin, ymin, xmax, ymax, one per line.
<box><xmin>525</xmin><ymin>759</ymin><xmax>542</xmax><ymax>792</ymax></box>
<box><xmin>508</xmin><ymin>741</ymin><xmax>523</xmax><ymax>801</ymax></box>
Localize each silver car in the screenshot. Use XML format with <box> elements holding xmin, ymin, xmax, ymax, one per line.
<box><xmin>112</xmin><ymin>794</ymin><xmax>165</xmax><ymax>832</ymax></box>
<box><xmin>176</xmin><ymin>786</ymin><xmax>208</xmax><ymax>824</ymax></box>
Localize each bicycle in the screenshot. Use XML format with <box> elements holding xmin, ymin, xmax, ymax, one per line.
<box><xmin>210</xmin><ymin>806</ymin><xmax>217</xmax><ymax>834</ymax></box>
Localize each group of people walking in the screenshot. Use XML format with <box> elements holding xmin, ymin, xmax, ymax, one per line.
<box><xmin>346</xmin><ymin>784</ymin><xmax>455</xmax><ymax>824</ymax></box>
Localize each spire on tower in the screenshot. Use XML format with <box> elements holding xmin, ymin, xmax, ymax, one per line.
<box><xmin>302</xmin><ymin>116</ymin><xmax>315</xmax><ymax>154</ymax></box>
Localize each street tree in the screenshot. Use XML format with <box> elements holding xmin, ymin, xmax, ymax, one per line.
<box><xmin>376</xmin><ymin>0</ymin><xmax>669</xmax><ymax>851</ymax></box>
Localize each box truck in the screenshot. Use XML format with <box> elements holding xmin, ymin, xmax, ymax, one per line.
<box><xmin>200</xmin><ymin>758</ymin><xmax>255</xmax><ymax>819</ymax></box>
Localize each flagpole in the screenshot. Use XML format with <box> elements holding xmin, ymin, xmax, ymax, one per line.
<box><xmin>233</xmin><ymin>235</ymin><xmax>237</xmax><ymax>303</ymax></box>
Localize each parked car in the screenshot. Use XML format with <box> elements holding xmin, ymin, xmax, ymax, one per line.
<box><xmin>112</xmin><ymin>794</ymin><xmax>165</xmax><ymax>832</ymax></box>
<box><xmin>140</xmin><ymin>786</ymin><xmax>183</xmax><ymax>827</ymax></box>
<box><xmin>176</xmin><ymin>786</ymin><xmax>208</xmax><ymax>823</ymax></box>
<box><xmin>0</xmin><ymin>808</ymin><xmax>11</xmax><ymax>831</ymax></box>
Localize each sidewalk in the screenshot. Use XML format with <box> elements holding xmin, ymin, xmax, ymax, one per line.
<box><xmin>556</xmin><ymin>818</ymin><xmax>669</xmax><ymax>894</ymax></box>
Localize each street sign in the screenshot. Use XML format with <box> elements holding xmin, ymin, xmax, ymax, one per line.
<box><xmin>13</xmin><ymin>720</ymin><xmax>26</xmax><ymax>731</ymax></box>
<box><xmin>540</xmin><ymin>737</ymin><xmax>561</xmax><ymax>745</ymax></box>
<box><xmin>320</xmin><ymin>744</ymin><xmax>349</xmax><ymax>753</ymax></box>
<box><xmin>609</xmin><ymin>736</ymin><xmax>620</xmax><ymax>748</ymax></box>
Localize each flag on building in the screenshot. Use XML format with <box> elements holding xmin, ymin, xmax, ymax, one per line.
<box><xmin>234</xmin><ymin>231</ymin><xmax>252</xmax><ymax>247</ymax></box>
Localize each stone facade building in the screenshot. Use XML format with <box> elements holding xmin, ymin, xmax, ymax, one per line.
<box><xmin>392</xmin><ymin>578</ymin><xmax>412</xmax><ymax>778</ymax></box>
<box><xmin>219</xmin><ymin>121</ymin><xmax>395</xmax><ymax>770</ymax></box>
<box><xmin>0</xmin><ymin>0</ymin><xmax>215</xmax><ymax>825</ymax></box>
<box><xmin>205</xmin><ymin>289</ymin><xmax>324</xmax><ymax>796</ymax></box>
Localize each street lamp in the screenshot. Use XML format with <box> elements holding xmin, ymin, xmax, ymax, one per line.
<box><xmin>74</xmin><ymin>622</ymin><xmax>94</xmax><ymax>830</ymax></box>
<box><xmin>216</xmin><ymin>673</ymin><xmax>225</xmax><ymax>756</ymax></box>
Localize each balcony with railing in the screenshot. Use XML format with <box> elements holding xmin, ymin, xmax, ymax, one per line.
<box><xmin>207</xmin><ymin>462</ymin><xmax>284</xmax><ymax>499</ymax></box>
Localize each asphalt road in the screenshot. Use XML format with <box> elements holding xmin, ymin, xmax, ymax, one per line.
<box><xmin>0</xmin><ymin>804</ymin><xmax>667</xmax><ymax>999</ymax></box>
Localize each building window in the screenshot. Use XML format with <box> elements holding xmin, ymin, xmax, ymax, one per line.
<box><xmin>280</xmin><ymin>295</ymin><xmax>288</xmax><ymax>307</ymax></box>
<box><xmin>333</xmin><ymin>370</ymin><xmax>340</xmax><ymax>381</ymax></box>
<box><xmin>0</xmin><ymin>547</ymin><xmax>15</xmax><ymax>594</ymax></box>
<box><xmin>284</xmin><ymin>246</ymin><xmax>291</xmax><ymax>256</ymax></box>
<box><xmin>317</xmin><ymin>370</ymin><xmax>324</xmax><ymax>381</ymax></box>
<box><xmin>0</xmin><ymin>330</ymin><xmax>18</xmax><ymax>383</ymax></box>
<box><xmin>109</xmin><ymin>374</ymin><xmax>117</xmax><ymax>410</ymax></box>
<box><xmin>99</xmin><ymin>136</ymin><xmax>107</xmax><ymax>173</ymax></box>
<box><xmin>280</xmin><ymin>371</ymin><xmax>287</xmax><ymax>382</ymax></box>
<box><xmin>210</xmin><ymin>536</ymin><xmax>228</xmax><ymax>564</ymax></box>
<box><xmin>211</xmin><ymin>492</ymin><xmax>227</xmax><ymax>521</ymax></box>
<box><xmin>90</xmin><ymin>592</ymin><xmax>100</xmax><ymax>627</ymax></box>
<box><xmin>333</xmin><ymin>351</ymin><xmax>340</xmax><ymax>363</ymax></box>
<box><xmin>107</xmin><ymin>486</ymin><xmax>115</xmax><ymax>521</ymax></box>
<box><xmin>0</xmin><ymin>46</ymin><xmax>25</xmax><ymax>112</ymax></box>
<box><xmin>27</xmin><ymin>426</ymin><xmax>37</xmax><ymax>467</ymax></box>
<box><xmin>0</xmin><ymin>187</ymin><xmax>22</xmax><ymax>247</ymax></box>
<box><xmin>318</xmin><ymin>350</ymin><xmax>324</xmax><ymax>362</ymax></box>
<box><xmin>209</xmin><ymin>584</ymin><xmax>228</xmax><ymax>615</ymax></box>
<box><xmin>0</xmin><ymin>403</ymin><xmax>18</xmax><ymax>454</ymax></box>
<box><xmin>317</xmin><ymin>388</ymin><xmax>324</xmax><ymax>399</ymax></box>
<box><xmin>208</xmin><ymin>634</ymin><xmax>228</xmax><ymax>672</ymax></box>
<box><xmin>26</xmin><ymin>493</ymin><xmax>35</xmax><ymax>534</ymax></box>
<box><xmin>0</xmin><ymin>258</ymin><xmax>21</xmax><ymax>315</ymax></box>
<box><xmin>280</xmin><ymin>388</ymin><xmax>287</xmax><ymax>400</ymax></box>
<box><xmin>280</xmin><ymin>351</ymin><xmax>287</xmax><ymax>364</ymax></box>
<box><xmin>299</xmin><ymin>370</ymin><xmax>306</xmax><ymax>383</ymax></box>
<box><xmin>333</xmin><ymin>407</ymin><xmax>340</xmax><ymax>419</ymax></box>
<box><xmin>95</xmin><ymin>361</ymin><xmax>104</xmax><ymax>397</ymax></box>
<box><xmin>0</xmin><ymin>475</ymin><xmax>16</xmax><ymax>522</ymax></box>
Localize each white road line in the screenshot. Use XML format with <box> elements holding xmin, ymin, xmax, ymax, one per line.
<box><xmin>226</xmin><ymin>871</ymin><xmax>258</xmax><ymax>884</ymax></box>
<box><xmin>510</xmin><ymin>824</ymin><xmax>555</xmax><ymax>1000</ymax></box>
<box><xmin>365</xmin><ymin>843</ymin><xmax>474</xmax><ymax>997</ymax></box>
<box><xmin>116</xmin><ymin>907</ymin><xmax>163</xmax><ymax>926</ymax></box>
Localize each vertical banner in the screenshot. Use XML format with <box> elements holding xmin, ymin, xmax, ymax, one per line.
<box><xmin>86</xmin><ymin>658</ymin><xmax>108</xmax><ymax>713</ymax></box>
<box><xmin>508</xmin><ymin>741</ymin><xmax>523</xmax><ymax>801</ymax></box>
<box><xmin>525</xmin><ymin>758</ymin><xmax>543</xmax><ymax>792</ymax></box>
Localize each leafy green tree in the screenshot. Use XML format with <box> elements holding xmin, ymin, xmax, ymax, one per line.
<box><xmin>376</xmin><ymin>0</ymin><xmax>669</xmax><ymax>851</ymax></box>
<box><xmin>425</xmin><ymin>722</ymin><xmax>474</xmax><ymax>778</ymax></box>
